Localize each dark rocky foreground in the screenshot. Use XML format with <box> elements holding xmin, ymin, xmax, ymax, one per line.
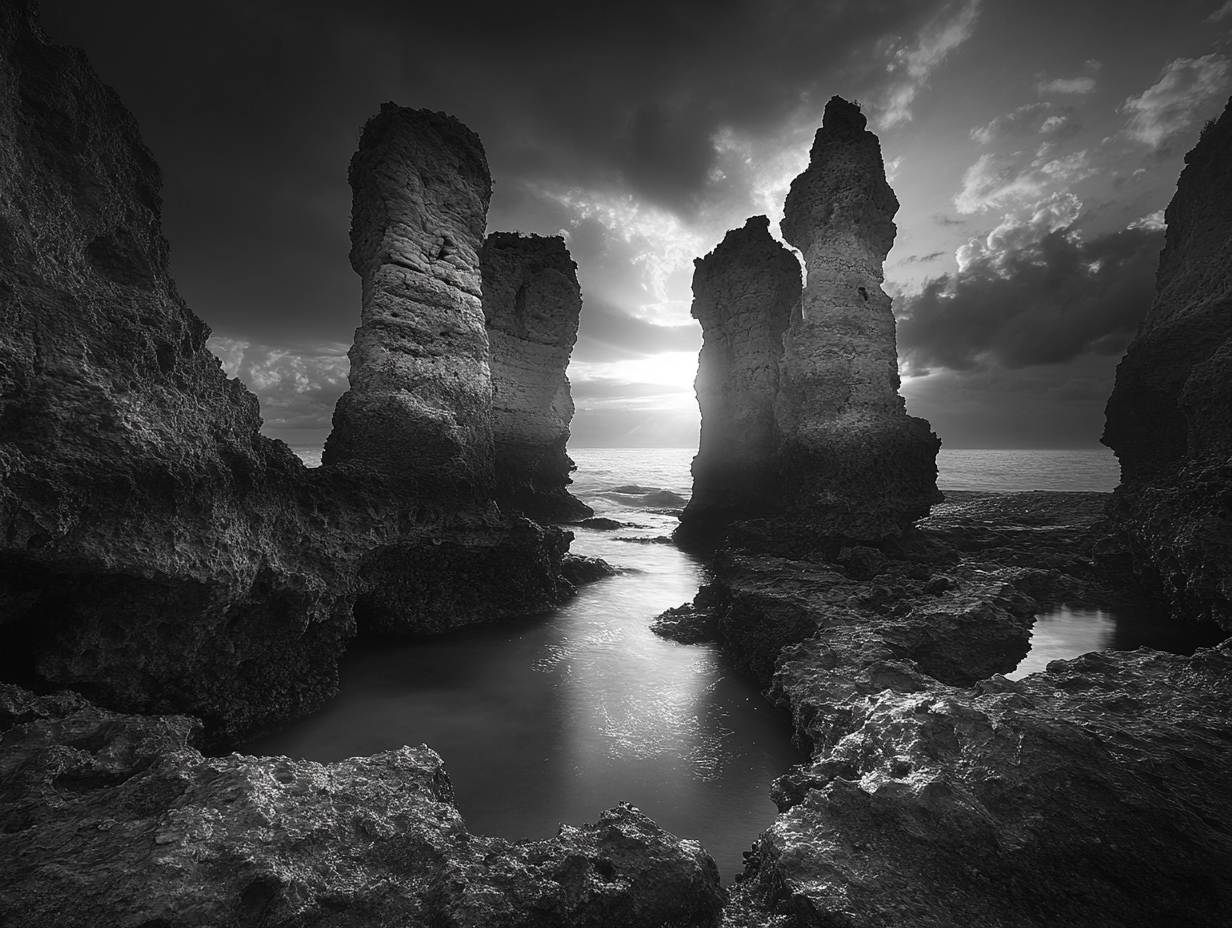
<box><xmin>0</xmin><ymin>684</ymin><xmax>725</xmax><ymax>927</ymax></box>
<box><xmin>657</xmin><ymin>492</ymin><xmax>1232</xmax><ymax>926</ymax></box>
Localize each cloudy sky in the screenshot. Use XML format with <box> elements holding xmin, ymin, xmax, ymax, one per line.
<box><xmin>41</xmin><ymin>0</ymin><xmax>1232</xmax><ymax>449</ymax></box>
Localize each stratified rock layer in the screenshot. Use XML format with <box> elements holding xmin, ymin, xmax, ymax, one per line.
<box><xmin>0</xmin><ymin>683</ymin><xmax>726</xmax><ymax>928</ymax></box>
<box><xmin>1103</xmin><ymin>96</ymin><xmax>1232</xmax><ymax>630</ymax></box>
<box><xmin>324</xmin><ymin>104</ymin><xmax>495</xmax><ymax>500</ymax></box>
<box><xmin>679</xmin><ymin>216</ymin><xmax>801</xmax><ymax>540</ymax></box>
<box><xmin>0</xmin><ymin>7</ymin><xmax>572</xmax><ymax>745</ymax></box>
<box><xmin>777</xmin><ymin>97</ymin><xmax>940</xmax><ymax>542</ymax></box>
<box><xmin>482</xmin><ymin>232</ymin><xmax>591</xmax><ymax>521</ymax></box>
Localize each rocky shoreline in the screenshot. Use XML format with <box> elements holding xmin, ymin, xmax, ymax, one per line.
<box><xmin>2</xmin><ymin>1</ymin><xmax>1231</xmax><ymax>925</ymax></box>
<box><xmin>656</xmin><ymin>490</ymin><xmax>1232</xmax><ymax>925</ymax></box>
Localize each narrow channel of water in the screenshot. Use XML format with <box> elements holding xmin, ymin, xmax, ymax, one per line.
<box><xmin>244</xmin><ymin>448</ymin><xmax>804</xmax><ymax>882</ymax></box>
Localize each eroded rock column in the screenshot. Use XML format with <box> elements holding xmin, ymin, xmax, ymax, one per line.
<box><xmin>1102</xmin><ymin>95</ymin><xmax>1232</xmax><ymax>629</ymax></box>
<box><xmin>324</xmin><ymin>104</ymin><xmax>495</xmax><ymax>500</ymax></box>
<box><xmin>677</xmin><ymin>216</ymin><xmax>801</xmax><ymax>541</ymax></box>
<box><xmin>481</xmin><ymin>232</ymin><xmax>590</xmax><ymax>521</ymax></box>
<box><xmin>777</xmin><ymin>96</ymin><xmax>941</xmax><ymax>542</ymax></box>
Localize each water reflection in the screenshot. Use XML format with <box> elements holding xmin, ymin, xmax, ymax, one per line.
<box><xmin>242</xmin><ymin>520</ymin><xmax>803</xmax><ymax>883</ymax></box>
<box><xmin>1007</xmin><ymin>606</ymin><xmax>1115</xmax><ymax>679</ymax></box>
<box><xmin>1009</xmin><ymin>603</ymin><xmax>1227</xmax><ymax>680</ymax></box>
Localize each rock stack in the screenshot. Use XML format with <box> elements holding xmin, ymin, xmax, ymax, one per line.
<box><xmin>1102</xmin><ymin>95</ymin><xmax>1232</xmax><ymax>630</ymax></box>
<box><xmin>323</xmin><ymin>105</ymin><xmax>497</xmax><ymax>501</ymax></box>
<box><xmin>680</xmin><ymin>217</ymin><xmax>801</xmax><ymax>538</ymax></box>
<box><xmin>679</xmin><ymin>97</ymin><xmax>941</xmax><ymax>547</ymax></box>
<box><xmin>482</xmin><ymin>232</ymin><xmax>591</xmax><ymax>521</ymax></box>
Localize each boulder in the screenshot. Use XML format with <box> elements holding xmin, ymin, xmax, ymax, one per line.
<box><xmin>1102</xmin><ymin>96</ymin><xmax>1232</xmax><ymax>630</ymax></box>
<box><xmin>482</xmin><ymin>232</ymin><xmax>591</xmax><ymax>521</ymax></box>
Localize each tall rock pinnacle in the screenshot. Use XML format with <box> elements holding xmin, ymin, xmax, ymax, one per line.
<box><xmin>680</xmin><ymin>97</ymin><xmax>941</xmax><ymax>546</ymax></box>
<box><xmin>775</xmin><ymin>97</ymin><xmax>941</xmax><ymax>542</ymax></box>
<box><xmin>679</xmin><ymin>216</ymin><xmax>801</xmax><ymax>538</ymax></box>
<box><xmin>1102</xmin><ymin>95</ymin><xmax>1232</xmax><ymax>629</ymax></box>
<box><xmin>324</xmin><ymin>104</ymin><xmax>495</xmax><ymax>500</ymax></box>
<box><xmin>481</xmin><ymin>232</ymin><xmax>591</xmax><ymax>521</ymax></box>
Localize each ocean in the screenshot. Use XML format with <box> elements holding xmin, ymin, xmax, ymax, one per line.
<box><xmin>289</xmin><ymin>445</ymin><xmax>1124</xmax><ymax>494</ymax></box>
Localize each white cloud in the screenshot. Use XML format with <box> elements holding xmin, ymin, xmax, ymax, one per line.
<box><xmin>956</xmin><ymin>191</ymin><xmax>1082</xmax><ymax>272</ymax></box>
<box><xmin>1128</xmin><ymin>209</ymin><xmax>1166</xmax><ymax>231</ymax></box>
<box><xmin>207</xmin><ymin>336</ymin><xmax>351</xmax><ymax>430</ymax></box>
<box><xmin>877</xmin><ymin>0</ymin><xmax>983</xmax><ymax>127</ymax></box>
<box><xmin>1207</xmin><ymin>1</ymin><xmax>1232</xmax><ymax>23</ymax></box>
<box><xmin>1038</xmin><ymin>77</ymin><xmax>1097</xmax><ymax>95</ymax></box>
<box><xmin>1121</xmin><ymin>54</ymin><xmax>1231</xmax><ymax>148</ymax></box>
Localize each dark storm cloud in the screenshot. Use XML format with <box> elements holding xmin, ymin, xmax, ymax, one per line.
<box><xmin>574</xmin><ymin>299</ymin><xmax>701</xmax><ymax>363</ymax></box>
<box><xmin>896</xmin><ymin>226</ymin><xmax>1164</xmax><ymax>375</ymax></box>
<box><xmin>38</xmin><ymin>0</ymin><xmax>957</xmax><ymax>346</ymax></box>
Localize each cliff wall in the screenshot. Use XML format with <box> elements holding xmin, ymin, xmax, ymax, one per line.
<box><xmin>482</xmin><ymin>232</ymin><xmax>591</xmax><ymax>521</ymax></box>
<box><xmin>1102</xmin><ymin>96</ymin><xmax>1232</xmax><ymax>629</ymax></box>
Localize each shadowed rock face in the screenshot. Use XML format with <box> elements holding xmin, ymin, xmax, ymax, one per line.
<box><xmin>1103</xmin><ymin>96</ymin><xmax>1232</xmax><ymax>630</ymax></box>
<box><xmin>0</xmin><ymin>0</ymin><xmax>350</xmax><ymax>742</ymax></box>
<box><xmin>324</xmin><ymin>104</ymin><xmax>495</xmax><ymax>501</ymax></box>
<box><xmin>482</xmin><ymin>232</ymin><xmax>591</xmax><ymax>521</ymax></box>
<box><xmin>678</xmin><ymin>216</ymin><xmax>801</xmax><ymax>539</ymax></box>
<box><xmin>0</xmin><ymin>8</ymin><xmax>572</xmax><ymax>745</ymax></box>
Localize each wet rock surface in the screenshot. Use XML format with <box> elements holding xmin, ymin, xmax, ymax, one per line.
<box><xmin>1103</xmin><ymin>95</ymin><xmax>1232</xmax><ymax>630</ymax></box>
<box><xmin>0</xmin><ymin>683</ymin><xmax>727</xmax><ymax>928</ymax></box>
<box><xmin>667</xmin><ymin>492</ymin><xmax>1232</xmax><ymax>925</ymax></box>
<box><xmin>482</xmin><ymin>232</ymin><xmax>591</xmax><ymax>521</ymax></box>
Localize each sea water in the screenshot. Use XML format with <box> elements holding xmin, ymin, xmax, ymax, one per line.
<box><xmin>249</xmin><ymin>447</ymin><xmax>800</xmax><ymax>882</ymax></box>
<box><xmin>261</xmin><ymin>445</ymin><xmax>1219</xmax><ymax>877</ymax></box>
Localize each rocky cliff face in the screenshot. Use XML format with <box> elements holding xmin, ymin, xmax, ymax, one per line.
<box><xmin>776</xmin><ymin>96</ymin><xmax>941</xmax><ymax>543</ymax></box>
<box><xmin>0</xmin><ymin>683</ymin><xmax>727</xmax><ymax>928</ymax></box>
<box><xmin>323</xmin><ymin>104</ymin><xmax>496</xmax><ymax>501</ymax></box>
<box><xmin>678</xmin><ymin>217</ymin><xmax>801</xmax><ymax>541</ymax></box>
<box><xmin>0</xmin><ymin>0</ymin><xmax>353</xmax><ymax>743</ymax></box>
<box><xmin>482</xmin><ymin>232</ymin><xmax>591</xmax><ymax>521</ymax></box>
<box><xmin>0</xmin><ymin>7</ymin><xmax>573</xmax><ymax>745</ymax></box>
<box><xmin>1103</xmin><ymin>96</ymin><xmax>1232</xmax><ymax>630</ymax></box>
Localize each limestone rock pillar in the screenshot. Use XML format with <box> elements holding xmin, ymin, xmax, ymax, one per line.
<box><xmin>678</xmin><ymin>216</ymin><xmax>801</xmax><ymax>540</ymax></box>
<box><xmin>324</xmin><ymin>104</ymin><xmax>495</xmax><ymax>501</ymax></box>
<box><xmin>776</xmin><ymin>96</ymin><xmax>941</xmax><ymax>542</ymax></box>
<box><xmin>481</xmin><ymin>232</ymin><xmax>591</xmax><ymax>521</ymax></box>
